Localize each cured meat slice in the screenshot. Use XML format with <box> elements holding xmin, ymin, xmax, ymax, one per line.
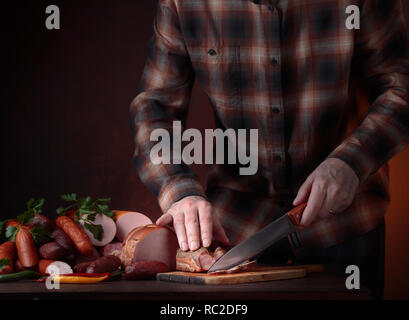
<box><xmin>121</xmin><ymin>224</ymin><xmax>179</xmax><ymax>270</ymax></box>
<box><xmin>114</xmin><ymin>211</ymin><xmax>152</xmax><ymax>242</ymax></box>
<box><xmin>176</xmin><ymin>243</ymin><xmax>229</xmax><ymax>272</ymax></box>
<box><xmin>207</xmin><ymin>260</ymin><xmax>257</xmax><ymax>275</ymax></box>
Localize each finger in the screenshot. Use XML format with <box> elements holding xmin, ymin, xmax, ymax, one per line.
<box><xmin>198</xmin><ymin>202</ymin><xmax>213</xmax><ymax>248</ymax></box>
<box><xmin>301</xmin><ymin>181</ymin><xmax>325</xmax><ymax>226</ymax></box>
<box><xmin>293</xmin><ymin>176</ymin><xmax>313</xmax><ymax>206</ymax></box>
<box><xmin>213</xmin><ymin>216</ymin><xmax>230</xmax><ymax>246</ymax></box>
<box><xmin>156</xmin><ymin>213</ymin><xmax>173</xmax><ymax>226</ymax></box>
<box><xmin>184</xmin><ymin>206</ymin><xmax>201</xmax><ymax>251</ymax></box>
<box><xmin>172</xmin><ymin>212</ymin><xmax>188</xmax><ymax>251</ymax></box>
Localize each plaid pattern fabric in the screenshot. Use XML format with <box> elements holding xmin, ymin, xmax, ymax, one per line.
<box><xmin>130</xmin><ymin>0</ymin><xmax>409</xmax><ymax>248</ymax></box>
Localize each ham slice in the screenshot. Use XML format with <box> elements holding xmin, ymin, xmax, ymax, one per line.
<box><xmin>176</xmin><ymin>243</ymin><xmax>229</xmax><ymax>272</ymax></box>
<box><xmin>114</xmin><ymin>211</ymin><xmax>152</xmax><ymax>242</ymax></box>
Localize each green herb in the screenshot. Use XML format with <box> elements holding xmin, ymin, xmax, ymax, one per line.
<box><xmin>57</xmin><ymin>193</ymin><xmax>115</xmax><ymax>241</ymax></box>
<box><xmin>30</xmin><ymin>226</ymin><xmax>53</xmax><ymax>246</ymax></box>
<box><xmin>0</xmin><ymin>259</ymin><xmax>10</xmax><ymax>270</ymax></box>
<box><xmin>16</xmin><ymin>197</ymin><xmax>45</xmax><ymax>225</ymax></box>
<box><xmin>5</xmin><ymin>226</ymin><xmax>19</xmax><ymax>242</ymax></box>
<box><xmin>26</xmin><ymin>198</ymin><xmax>45</xmax><ymax>214</ymax></box>
<box><xmin>83</xmin><ymin>222</ymin><xmax>103</xmax><ymax>241</ymax></box>
<box><xmin>57</xmin><ymin>193</ymin><xmax>115</xmax><ymax>218</ymax></box>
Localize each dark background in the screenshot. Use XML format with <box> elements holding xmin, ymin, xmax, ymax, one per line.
<box><xmin>1</xmin><ymin>1</ymin><xmax>408</xmax><ymax>299</ymax></box>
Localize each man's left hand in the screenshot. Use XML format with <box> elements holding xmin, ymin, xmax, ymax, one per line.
<box><xmin>293</xmin><ymin>158</ymin><xmax>359</xmax><ymax>226</ymax></box>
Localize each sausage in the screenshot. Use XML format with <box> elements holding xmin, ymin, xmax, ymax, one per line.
<box><xmin>123</xmin><ymin>261</ymin><xmax>169</xmax><ymax>280</ymax></box>
<box><xmin>61</xmin><ymin>252</ymin><xmax>76</xmax><ymax>266</ymax></box>
<box><xmin>0</xmin><ymin>242</ymin><xmax>16</xmax><ymax>274</ymax></box>
<box><xmin>100</xmin><ymin>242</ymin><xmax>122</xmax><ymax>258</ymax></box>
<box><xmin>73</xmin><ymin>261</ymin><xmax>93</xmax><ymax>273</ymax></box>
<box><xmin>39</xmin><ymin>260</ymin><xmax>72</xmax><ymax>276</ymax></box>
<box><xmin>52</xmin><ymin>228</ymin><xmax>75</xmax><ymax>253</ymax></box>
<box><xmin>15</xmin><ymin>226</ymin><xmax>38</xmax><ymax>268</ymax></box>
<box><xmin>75</xmin><ymin>246</ymin><xmax>100</xmax><ymax>264</ymax></box>
<box><xmin>39</xmin><ymin>241</ymin><xmax>68</xmax><ymax>260</ymax></box>
<box><xmin>85</xmin><ymin>255</ymin><xmax>121</xmax><ymax>274</ymax></box>
<box><xmin>27</xmin><ymin>214</ymin><xmax>54</xmax><ymax>231</ymax></box>
<box><xmin>15</xmin><ymin>259</ymin><xmax>38</xmax><ymax>272</ymax></box>
<box><xmin>55</xmin><ymin>216</ymin><xmax>94</xmax><ymax>257</ymax></box>
<box><xmin>79</xmin><ymin>214</ymin><xmax>117</xmax><ymax>247</ymax></box>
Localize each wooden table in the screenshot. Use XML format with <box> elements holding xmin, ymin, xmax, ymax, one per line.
<box><xmin>0</xmin><ymin>267</ymin><xmax>370</xmax><ymax>300</ymax></box>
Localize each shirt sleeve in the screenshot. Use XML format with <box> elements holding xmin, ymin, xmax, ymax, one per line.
<box><xmin>328</xmin><ymin>0</ymin><xmax>409</xmax><ymax>183</ymax></box>
<box><xmin>130</xmin><ymin>0</ymin><xmax>206</xmax><ymax>213</ymax></box>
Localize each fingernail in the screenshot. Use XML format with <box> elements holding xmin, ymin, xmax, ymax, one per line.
<box><xmin>203</xmin><ymin>239</ymin><xmax>211</xmax><ymax>247</ymax></box>
<box><xmin>181</xmin><ymin>242</ymin><xmax>188</xmax><ymax>251</ymax></box>
<box><xmin>190</xmin><ymin>241</ymin><xmax>199</xmax><ymax>250</ymax></box>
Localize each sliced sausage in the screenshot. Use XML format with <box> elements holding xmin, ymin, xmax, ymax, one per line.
<box><xmin>79</xmin><ymin>214</ymin><xmax>117</xmax><ymax>247</ymax></box>
<box><xmin>114</xmin><ymin>211</ymin><xmax>152</xmax><ymax>242</ymax></box>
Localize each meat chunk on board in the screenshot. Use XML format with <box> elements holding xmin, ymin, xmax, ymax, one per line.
<box><xmin>176</xmin><ymin>243</ymin><xmax>230</xmax><ymax>272</ymax></box>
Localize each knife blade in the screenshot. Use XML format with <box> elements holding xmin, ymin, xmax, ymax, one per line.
<box><xmin>207</xmin><ymin>203</ymin><xmax>307</xmax><ymax>273</ymax></box>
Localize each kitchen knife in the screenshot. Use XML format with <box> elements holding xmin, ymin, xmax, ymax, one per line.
<box><xmin>207</xmin><ymin>203</ymin><xmax>307</xmax><ymax>273</ymax></box>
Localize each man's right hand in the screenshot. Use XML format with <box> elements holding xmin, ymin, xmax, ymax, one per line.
<box><xmin>155</xmin><ymin>196</ymin><xmax>230</xmax><ymax>251</ymax></box>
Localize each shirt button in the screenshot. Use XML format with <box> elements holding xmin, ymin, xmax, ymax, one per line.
<box><xmin>270</xmin><ymin>58</ymin><xmax>279</xmax><ymax>66</ymax></box>
<box><xmin>272</xmin><ymin>107</ymin><xmax>280</xmax><ymax>114</ymax></box>
<box><xmin>208</xmin><ymin>49</ymin><xmax>217</xmax><ymax>56</ymax></box>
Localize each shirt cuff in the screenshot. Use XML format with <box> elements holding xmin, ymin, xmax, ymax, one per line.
<box><xmin>157</xmin><ymin>177</ymin><xmax>207</xmax><ymax>213</ymax></box>
<box><xmin>326</xmin><ymin>141</ymin><xmax>374</xmax><ymax>184</ymax></box>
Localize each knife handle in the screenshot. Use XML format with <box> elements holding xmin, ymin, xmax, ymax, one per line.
<box><xmin>287</xmin><ymin>203</ymin><xmax>307</xmax><ymax>226</ymax></box>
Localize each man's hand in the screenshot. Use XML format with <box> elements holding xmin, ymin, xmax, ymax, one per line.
<box><xmin>293</xmin><ymin>158</ymin><xmax>359</xmax><ymax>226</ymax></box>
<box><xmin>156</xmin><ymin>196</ymin><xmax>230</xmax><ymax>251</ymax></box>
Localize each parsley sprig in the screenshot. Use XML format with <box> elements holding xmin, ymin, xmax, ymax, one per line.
<box><xmin>56</xmin><ymin>193</ymin><xmax>115</xmax><ymax>241</ymax></box>
<box><xmin>0</xmin><ymin>259</ymin><xmax>10</xmax><ymax>270</ymax></box>
<box><xmin>1</xmin><ymin>198</ymin><xmax>52</xmax><ymax>245</ymax></box>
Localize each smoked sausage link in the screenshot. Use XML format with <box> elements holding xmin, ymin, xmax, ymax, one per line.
<box><xmin>0</xmin><ymin>241</ymin><xmax>16</xmax><ymax>274</ymax></box>
<box><xmin>55</xmin><ymin>216</ymin><xmax>94</xmax><ymax>257</ymax></box>
<box><xmin>15</xmin><ymin>227</ymin><xmax>39</xmax><ymax>268</ymax></box>
<box><xmin>52</xmin><ymin>228</ymin><xmax>75</xmax><ymax>253</ymax></box>
<box><xmin>39</xmin><ymin>241</ymin><xmax>68</xmax><ymax>260</ymax></box>
<box><xmin>123</xmin><ymin>261</ymin><xmax>169</xmax><ymax>280</ymax></box>
<box><xmin>85</xmin><ymin>255</ymin><xmax>121</xmax><ymax>274</ymax></box>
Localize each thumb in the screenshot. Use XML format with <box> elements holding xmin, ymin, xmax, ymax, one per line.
<box><xmin>156</xmin><ymin>213</ymin><xmax>173</xmax><ymax>226</ymax></box>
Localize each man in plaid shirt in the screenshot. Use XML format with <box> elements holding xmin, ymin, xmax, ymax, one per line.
<box><xmin>131</xmin><ymin>0</ymin><xmax>409</xmax><ymax>296</ymax></box>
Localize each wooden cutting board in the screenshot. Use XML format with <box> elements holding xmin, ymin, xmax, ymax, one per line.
<box><xmin>157</xmin><ymin>264</ymin><xmax>323</xmax><ymax>285</ymax></box>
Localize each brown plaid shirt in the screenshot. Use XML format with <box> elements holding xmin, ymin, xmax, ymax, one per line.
<box><xmin>130</xmin><ymin>0</ymin><xmax>409</xmax><ymax>249</ymax></box>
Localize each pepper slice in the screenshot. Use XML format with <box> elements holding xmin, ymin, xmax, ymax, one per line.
<box><xmin>51</xmin><ymin>274</ymin><xmax>109</xmax><ymax>284</ymax></box>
